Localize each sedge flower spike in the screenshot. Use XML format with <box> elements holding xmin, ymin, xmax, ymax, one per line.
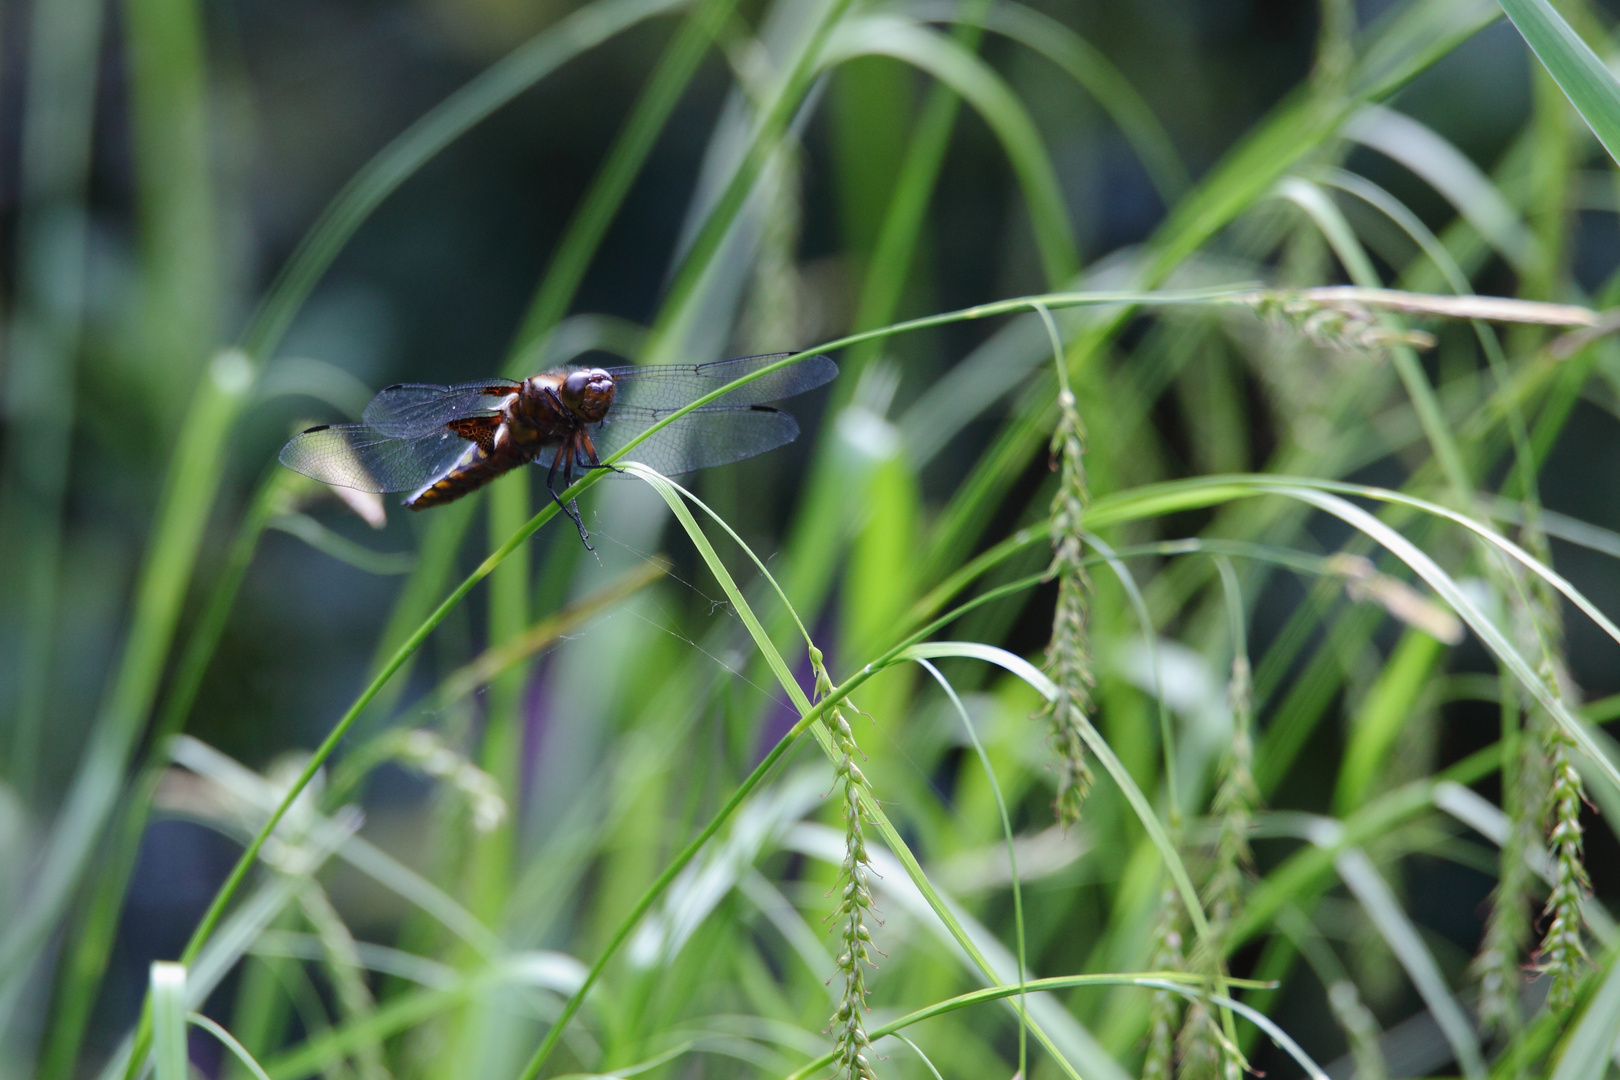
<box><xmin>1043</xmin><ymin>386</ymin><xmax>1096</xmax><ymax>825</ymax></box>
<box><xmin>812</xmin><ymin>647</ymin><xmax>881</xmax><ymax>1080</ymax></box>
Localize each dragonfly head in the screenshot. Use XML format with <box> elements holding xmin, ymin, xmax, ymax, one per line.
<box><xmin>556</xmin><ymin>368</ymin><xmax>615</xmax><ymax>422</ymax></box>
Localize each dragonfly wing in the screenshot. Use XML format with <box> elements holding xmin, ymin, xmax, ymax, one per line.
<box><xmin>603</xmin><ymin>353</ymin><xmax>836</xmax><ymax>410</ymax></box>
<box><xmin>279</xmin><ymin>423</ymin><xmax>478</xmax><ymax>493</ymax></box>
<box><xmin>591</xmin><ymin>405</ymin><xmax>800</xmax><ymax>476</ymax></box>
<box><xmin>363</xmin><ymin>379</ymin><xmax>520</xmax><ymax>436</ymax></box>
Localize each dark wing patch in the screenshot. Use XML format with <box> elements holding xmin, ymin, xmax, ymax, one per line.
<box><xmin>445</xmin><ymin>414</ymin><xmax>500</xmax><ymax>454</ymax></box>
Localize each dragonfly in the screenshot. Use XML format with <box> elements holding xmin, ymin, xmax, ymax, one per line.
<box><xmin>278</xmin><ymin>352</ymin><xmax>838</xmax><ymax>547</ymax></box>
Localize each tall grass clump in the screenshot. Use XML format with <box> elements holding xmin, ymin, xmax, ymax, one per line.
<box><xmin>9</xmin><ymin>1</ymin><xmax>1620</xmax><ymax>1079</ymax></box>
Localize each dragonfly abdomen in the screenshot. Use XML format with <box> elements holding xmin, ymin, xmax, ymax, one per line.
<box><xmin>404</xmin><ymin>438</ymin><xmax>533</xmax><ymax>510</ymax></box>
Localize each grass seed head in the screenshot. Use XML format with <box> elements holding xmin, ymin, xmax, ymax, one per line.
<box><xmin>1043</xmin><ymin>384</ymin><xmax>1096</xmax><ymax>826</ymax></box>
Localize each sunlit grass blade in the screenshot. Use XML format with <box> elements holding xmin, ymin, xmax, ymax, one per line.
<box><xmin>780</xmin><ymin>972</ymin><xmax>1279</xmax><ymax>1080</ymax></box>
<box><xmin>505</xmin><ymin>0</ymin><xmax>736</xmax><ymax>365</ymax></box>
<box><xmin>260</xmin><ymin>955</ymin><xmax>587</xmax><ymax>1080</ymax></box>
<box><xmin>838</xmin><ymin>0</ymin><xmax>990</xmax><ymax>383</ymax></box>
<box><xmin>914</xmin><ymin>659</ymin><xmax>1030</xmax><ymax>1078</ymax></box>
<box><xmin>150</xmin><ymin>963</ymin><xmax>188</xmax><ymax>1080</ymax></box>
<box><xmin>646</xmin><ymin>0</ymin><xmax>856</xmax><ymax>358</ymax></box>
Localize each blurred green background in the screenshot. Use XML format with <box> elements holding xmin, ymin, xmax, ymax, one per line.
<box><xmin>5</xmin><ymin>0</ymin><xmax>1620</xmax><ymax>1077</ymax></box>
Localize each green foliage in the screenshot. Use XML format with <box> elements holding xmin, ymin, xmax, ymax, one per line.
<box><xmin>10</xmin><ymin>1</ymin><xmax>1620</xmax><ymax>1079</ymax></box>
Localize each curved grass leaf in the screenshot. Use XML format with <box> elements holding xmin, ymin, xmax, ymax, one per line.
<box><xmin>647</xmin><ymin>0</ymin><xmax>857</xmax><ymax>357</ymax></box>
<box><xmin>827</xmin><ymin>14</ymin><xmax>1079</xmax><ymax>285</ymax></box>
<box><xmin>893</xmin><ymin>640</ymin><xmax>1216</xmax><ymax>951</ymax></box>
<box><xmin>167</xmin><ymin>736</ymin><xmax>504</xmax><ymax>957</ymax></box>
<box><xmin>186</xmin><ymin>1014</ymin><xmax>275</xmax><ymax>1080</ymax></box>
<box><xmin>781</xmin><ymin>821</ymin><xmax>1128</xmax><ymax>1080</ymax></box>
<box><xmin>937</xmin><ymin>0</ymin><xmax>1187</xmax><ymax>202</ymax></box>
<box><xmin>779</xmin><ymin>971</ymin><xmax>1294</xmax><ymax>1080</ymax></box>
<box><xmin>1344</xmin><ymin>105</ymin><xmax>1540</xmax><ymax>274</ymax></box>
<box><xmin>260</xmin><ymin>954</ymin><xmax>587</xmax><ymax>1080</ymax></box>
<box><xmin>504</xmin><ymin>0</ymin><xmax>736</xmax><ymax>366</ymax></box>
<box><xmin>1084</xmin><ymin>531</ymin><xmax>1183</xmax><ymax>815</ymax></box>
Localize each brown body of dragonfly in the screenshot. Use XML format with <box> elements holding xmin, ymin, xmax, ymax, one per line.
<box><xmin>405</xmin><ymin>368</ymin><xmax>615</xmax><ymax>510</ymax></box>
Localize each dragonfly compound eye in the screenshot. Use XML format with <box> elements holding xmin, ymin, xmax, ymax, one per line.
<box><xmin>564</xmin><ymin>368</ymin><xmax>615</xmax><ymax>422</ymax></box>
<box><xmin>561</xmin><ymin>369</ymin><xmax>592</xmax><ymax>405</ymax></box>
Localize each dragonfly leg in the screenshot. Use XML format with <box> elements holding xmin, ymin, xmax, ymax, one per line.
<box><xmin>576</xmin><ymin>446</ymin><xmax>624</xmax><ymax>474</ymax></box>
<box><xmin>576</xmin><ymin>430</ymin><xmax>625</xmax><ymax>474</ymax></box>
<box><xmin>547</xmin><ymin>442</ymin><xmax>593</xmax><ymax>550</ymax></box>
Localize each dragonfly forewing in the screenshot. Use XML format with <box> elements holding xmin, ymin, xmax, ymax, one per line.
<box><xmin>279</xmin><ymin>423</ymin><xmax>476</xmax><ymax>493</ymax></box>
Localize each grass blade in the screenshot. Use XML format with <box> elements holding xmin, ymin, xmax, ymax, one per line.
<box><xmin>1335</xmin><ymin>848</ymin><xmax>1485</xmax><ymax>1079</ymax></box>
<box><xmin>149</xmin><ymin>963</ymin><xmax>188</xmax><ymax>1080</ymax></box>
<box><xmin>1498</xmin><ymin>0</ymin><xmax>1620</xmax><ymax>168</ymax></box>
<box><xmin>915</xmin><ymin>659</ymin><xmax>1032</xmax><ymax>1079</ymax></box>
